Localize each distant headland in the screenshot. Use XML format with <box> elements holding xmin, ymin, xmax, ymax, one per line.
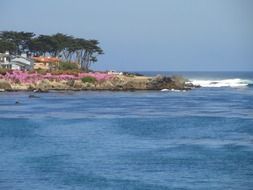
<box><xmin>0</xmin><ymin>31</ymin><xmax>197</xmax><ymax>92</ymax></box>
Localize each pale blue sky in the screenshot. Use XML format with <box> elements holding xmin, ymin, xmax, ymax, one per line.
<box><xmin>1</xmin><ymin>0</ymin><xmax>253</xmax><ymax>71</ymax></box>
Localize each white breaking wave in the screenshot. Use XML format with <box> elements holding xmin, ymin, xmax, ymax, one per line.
<box><xmin>160</xmin><ymin>89</ymin><xmax>186</xmax><ymax>92</ymax></box>
<box><xmin>188</xmin><ymin>78</ymin><xmax>253</xmax><ymax>88</ymax></box>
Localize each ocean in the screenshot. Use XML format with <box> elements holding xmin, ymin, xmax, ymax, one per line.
<box><xmin>0</xmin><ymin>72</ymin><xmax>253</xmax><ymax>190</ymax></box>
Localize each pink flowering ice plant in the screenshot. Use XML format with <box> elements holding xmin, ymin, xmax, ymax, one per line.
<box><xmin>0</xmin><ymin>70</ymin><xmax>113</xmax><ymax>84</ymax></box>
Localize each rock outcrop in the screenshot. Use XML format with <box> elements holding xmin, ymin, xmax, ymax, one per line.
<box><xmin>4</xmin><ymin>74</ymin><xmax>197</xmax><ymax>92</ymax></box>
<box><xmin>0</xmin><ymin>80</ymin><xmax>12</xmax><ymax>91</ymax></box>
<box><xmin>147</xmin><ymin>75</ymin><xmax>192</xmax><ymax>90</ymax></box>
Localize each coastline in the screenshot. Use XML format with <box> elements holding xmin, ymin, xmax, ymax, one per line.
<box><xmin>0</xmin><ymin>73</ymin><xmax>197</xmax><ymax>92</ymax></box>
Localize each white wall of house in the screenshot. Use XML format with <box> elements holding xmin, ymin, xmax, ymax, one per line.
<box><xmin>0</xmin><ymin>54</ymin><xmax>11</xmax><ymax>69</ymax></box>
<box><xmin>0</xmin><ymin>53</ymin><xmax>33</xmax><ymax>70</ymax></box>
<box><xmin>0</xmin><ymin>54</ymin><xmax>9</xmax><ymax>64</ymax></box>
<box><xmin>11</xmin><ymin>64</ymin><xmax>21</xmax><ymax>70</ymax></box>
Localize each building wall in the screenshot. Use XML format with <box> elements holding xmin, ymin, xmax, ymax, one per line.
<box><xmin>34</xmin><ymin>62</ymin><xmax>49</xmax><ymax>70</ymax></box>
<box><xmin>11</xmin><ymin>64</ymin><xmax>21</xmax><ymax>70</ymax></box>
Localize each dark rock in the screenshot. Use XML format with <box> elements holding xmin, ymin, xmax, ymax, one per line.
<box><xmin>146</xmin><ymin>75</ymin><xmax>195</xmax><ymax>90</ymax></box>
<box><xmin>123</xmin><ymin>72</ymin><xmax>144</xmax><ymax>77</ymax></box>
<box><xmin>185</xmin><ymin>82</ymin><xmax>200</xmax><ymax>88</ymax></box>
<box><xmin>171</xmin><ymin>75</ymin><xmax>187</xmax><ymax>89</ymax></box>
<box><xmin>147</xmin><ymin>75</ymin><xmax>174</xmax><ymax>90</ymax></box>
<box><xmin>28</xmin><ymin>94</ymin><xmax>40</xmax><ymax>98</ymax></box>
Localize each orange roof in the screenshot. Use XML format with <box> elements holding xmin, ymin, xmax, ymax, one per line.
<box><xmin>32</xmin><ymin>56</ymin><xmax>60</xmax><ymax>63</ymax></box>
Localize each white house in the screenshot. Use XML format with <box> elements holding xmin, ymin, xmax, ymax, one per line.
<box><xmin>0</xmin><ymin>52</ymin><xmax>34</xmax><ymax>70</ymax></box>
<box><xmin>0</xmin><ymin>52</ymin><xmax>11</xmax><ymax>69</ymax></box>
<box><xmin>107</xmin><ymin>70</ymin><xmax>123</xmax><ymax>75</ymax></box>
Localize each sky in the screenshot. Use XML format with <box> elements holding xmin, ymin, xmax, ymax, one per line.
<box><xmin>0</xmin><ymin>0</ymin><xmax>253</xmax><ymax>71</ymax></box>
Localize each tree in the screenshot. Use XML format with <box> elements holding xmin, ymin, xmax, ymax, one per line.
<box><xmin>0</xmin><ymin>31</ymin><xmax>104</xmax><ymax>71</ymax></box>
<box><xmin>0</xmin><ymin>39</ymin><xmax>16</xmax><ymax>54</ymax></box>
<box><xmin>71</xmin><ymin>38</ymin><xmax>103</xmax><ymax>71</ymax></box>
<box><xmin>0</xmin><ymin>31</ymin><xmax>35</xmax><ymax>54</ymax></box>
<box><xmin>50</xmin><ymin>33</ymin><xmax>73</xmax><ymax>57</ymax></box>
<box><xmin>28</xmin><ymin>35</ymin><xmax>55</xmax><ymax>56</ymax></box>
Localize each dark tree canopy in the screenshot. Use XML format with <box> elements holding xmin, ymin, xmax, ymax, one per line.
<box><xmin>0</xmin><ymin>31</ymin><xmax>35</xmax><ymax>54</ymax></box>
<box><xmin>0</xmin><ymin>31</ymin><xmax>103</xmax><ymax>71</ymax></box>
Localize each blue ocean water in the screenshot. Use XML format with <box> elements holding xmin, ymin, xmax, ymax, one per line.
<box><xmin>0</xmin><ymin>72</ymin><xmax>253</xmax><ymax>190</ymax></box>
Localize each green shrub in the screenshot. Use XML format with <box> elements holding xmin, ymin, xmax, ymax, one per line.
<box><xmin>81</xmin><ymin>76</ymin><xmax>97</xmax><ymax>84</ymax></box>
<box><xmin>51</xmin><ymin>69</ymin><xmax>80</xmax><ymax>76</ymax></box>
<box><xmin>59</xmin><ymin>61</ymin><xmax>79</xmax><ymax>70</ymax></box>
<box><xmin>34</xmin><ymin>68</ymin><xmax>47</xmax><ymax>75</ymax></box>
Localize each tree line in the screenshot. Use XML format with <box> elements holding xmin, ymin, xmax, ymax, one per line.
<box><xmin>0</xmin><ymin>31</ymin><xmax>103</xmax><ymax>71</ymax></box>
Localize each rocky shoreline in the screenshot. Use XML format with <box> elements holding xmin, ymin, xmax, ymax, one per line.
<box><xmin>0</xmin><ymin>74</ymin><xmax>198</xmax><ymax>92</ymax></box>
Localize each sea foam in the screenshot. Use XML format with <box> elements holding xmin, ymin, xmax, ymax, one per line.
<box><xmin>188</xmin><ymin>78</ymin><xmax>252</xmax><ymax>88</ymax></box>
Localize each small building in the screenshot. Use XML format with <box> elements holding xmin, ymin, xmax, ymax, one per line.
<box><xmin>107</xmin><ymin>70</ymin><xmax>123</xmax><ymax>75</ymax></box>
<box><xmin>32</xmin><ymin>56</ymin><xmax>60</xmax><ymax>70</ymax></box>
<box><xmin>0</xmin><ymin>52</ymin><xmax>34</xmax><ymax>70</ymax></box>
<box><xmin>0</xmin><ymin>52</ymin><xmax>12</xmax><ymax>69</ymax></box>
